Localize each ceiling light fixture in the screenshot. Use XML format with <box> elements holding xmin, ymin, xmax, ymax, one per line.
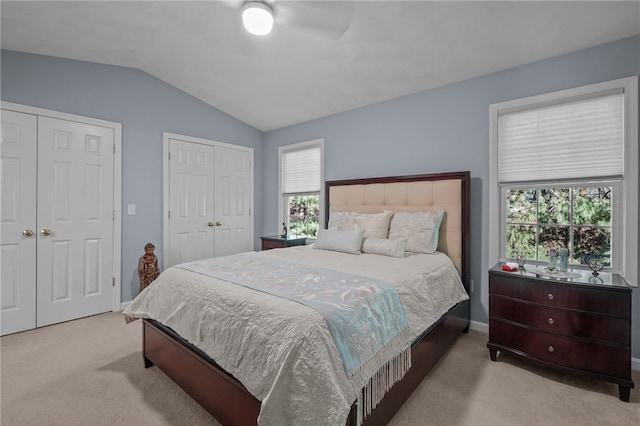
<box><xmin>242</xmin><ymin>1</ymin><xmax>274</xmax><ymax>36</ymax></box>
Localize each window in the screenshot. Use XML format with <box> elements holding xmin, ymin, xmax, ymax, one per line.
<box><xmin>279</xmin><ymin>139</ymin><xmax>323</xmax><ymax>238</ymax></box>
<box><xmin>489</xmin><ymin>77</ymin><xmax>637</xmax><ymax>286</ymax></box>
<box><xmin>505</xmin><ymin>185</ymin><xmax>614</xmax><ymax>265</ymax></box>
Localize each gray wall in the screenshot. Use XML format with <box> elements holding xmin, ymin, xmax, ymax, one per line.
<box><xmin>0</xmin><ymin>50</ymin><xmax>264</xmax><ymax>303</ymax></box>
<box><xmin>2</xmin><ymin>35</ymin><xmax>638</xmax><ymax>358</ymax></box>
<box><xmin>261</xmin><ymin>35</ymin><xmax>640</xmax><ymax>357</ymax></box>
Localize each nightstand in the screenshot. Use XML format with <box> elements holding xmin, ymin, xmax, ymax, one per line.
<box><xmin>487</xmin><ymin>262</ymin><xmax>634</xmax><ymax>401</ymax></box>
<box><xmin>260</xmin><ymin>235</ymin><xmax>308</xmax><ymax>250</ymax></box>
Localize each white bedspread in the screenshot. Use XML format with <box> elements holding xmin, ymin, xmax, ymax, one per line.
<box><xmin>123</xmin><ymin>246</ymin><xmax>469</xmax><ymax>425</ymax></box>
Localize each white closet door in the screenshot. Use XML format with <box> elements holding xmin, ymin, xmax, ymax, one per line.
<box><xmin>165</xmin><ymin>135</ymin><xmax>253</xmax><ymax>269</ymax></box>
<box><xmin>214</xmin><ymin>146</ymin><xmax>253</xmax><ymax>257</ymax></box>
<box><xmin>0</xmin><ymin>110</ymin><xmax>37</xmax><ymax>335</ymax></box>
<box><xmin>167</xmin><ymin>138</ymin><xmax>215</xmax><ymax>267</ymax></box>
<box><xmin>36</xmin><ymin>117</ymin><xmax>114</xmax><ymax>327</ymax></box>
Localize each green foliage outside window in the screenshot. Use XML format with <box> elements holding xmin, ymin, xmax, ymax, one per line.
<box><xmin>287</xmin><ymin>195</ymin><xmax>319</xmax><ymax>238</ymax></box>
<box><xmin>506</xmin><ymin>187</ymin><xmax>611</xmax><ymax>266</ymax></box>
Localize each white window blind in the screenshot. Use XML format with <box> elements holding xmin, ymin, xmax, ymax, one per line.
<box><xmin>282</xmin><ymin>145</ymin><xmax>321</xmax><ymax>193</ymax></box>
<box><xmin>498</xmin><ymin>91</ymin><xmax>624</xmax><ymax>183</ymax></box>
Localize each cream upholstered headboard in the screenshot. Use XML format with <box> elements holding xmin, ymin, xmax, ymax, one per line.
<box><xmin>325</xmin><ymin>172</ymin><xmax>470</xmax><ymax>290</ymax></box>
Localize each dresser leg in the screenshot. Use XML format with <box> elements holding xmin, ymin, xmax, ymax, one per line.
<box><xmin>489</xmin><ymin>348</ymin><xmax>497</xmax><ymax>361</ymax></box>
<box><xmin>618</xmin><ymin>385</ymin><xmax>631</xmax><ymax>402</ymax></box>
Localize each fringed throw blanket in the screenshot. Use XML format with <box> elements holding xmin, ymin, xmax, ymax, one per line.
<box><xmin>177</xmin><ymin>254</ymin><xmax>412</xmax><ymax>407</ymax></box>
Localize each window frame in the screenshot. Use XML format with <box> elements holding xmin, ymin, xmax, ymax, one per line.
<box><xmin>278</xmin><ymin>138</ymin><xmax>324</xmax><ymax>238</ymax></box>
<box><xmin>489</xmin><ymin>77</ymin><xmax>638</xmax><ymax>286</ymax></box>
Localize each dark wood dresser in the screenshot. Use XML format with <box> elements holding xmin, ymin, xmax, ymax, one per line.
<box><xmin>487</xmin><ymin>262</ymin><xmax>634</xmax><ymax>401</ymax></box>
<box><xmin>260</xmin><ymin>235</ymin><xmax>307</xmax><ymax>250</ymax></box>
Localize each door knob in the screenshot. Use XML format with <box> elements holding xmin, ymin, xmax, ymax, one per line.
<box><xmin>23</xmin><ymin>229</ymin><xmax>34</xmax><ymax>237</ymax></box>
<box><xmin>215</xmin><ymin>221</ymin><xmax>222</xmax><ymax>226</ymax></box>
<box><xmin>208</xmin><ymin>221</ymin><xmax>215</xmax><ymax>227</ymax></box>
<box><xmin>40</xmin><ymin>228</ymin><xmax>52</xmax><ymax>236</ymax></box>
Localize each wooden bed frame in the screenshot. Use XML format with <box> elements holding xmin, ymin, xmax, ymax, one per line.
<box><xmin>141</xmin><ymin>171</ymin><xmax>471</xmax><ymax>425</ymax></box>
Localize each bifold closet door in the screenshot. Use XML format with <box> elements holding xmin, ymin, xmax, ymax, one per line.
<box><xmin>166</xmin><ymin>138</ymin><xmax>253</xmax><ymax>269</ymax></box>
<box><xmin>1</xmin><ymin>111</ymin><xmax>115</xmax><ymax>335</ymax></box>
<box><xmin>0</xmin><ymin>110</ymin><xmax>38</xmax><ymax>335</ymax></box>
<box><xmin>167</xmin><ymin>138</ymin><xmax>216</xmax><ymax>267</ymax></box>
<box><xmin>36</xmin><ymin>117</ymin><xmax>115</xmax><ymax>327</ymax></box>
<box><xmin>213</xmin><ymin>146</ymin><xmax>252</xmax><ymax>257</ymax></box>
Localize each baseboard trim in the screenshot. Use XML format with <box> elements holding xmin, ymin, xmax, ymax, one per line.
<box><xmin>469</xmin><ymin>320</ymin><xmax>488</xmax><ymax>334</ymax></box>
<box><xmin>468</xmin><ymin>320</ymin><xmax>640</xmax><ymax>372</ymax></box>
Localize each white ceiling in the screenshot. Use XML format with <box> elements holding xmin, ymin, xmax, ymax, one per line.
<box><xmin>2</xmin><ymin>1</ymin><xmax>639</xmax><ymax>131</ymax></box>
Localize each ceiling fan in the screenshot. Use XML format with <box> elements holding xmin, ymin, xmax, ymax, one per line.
<box><xmin>229</xmin><ymin>0</ymin><xmax>356</xmax><ymax>40</ymax></box>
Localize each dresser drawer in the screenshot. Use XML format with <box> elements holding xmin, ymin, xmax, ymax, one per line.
<box><xmin>490</xmin><ymin>296</ymin><xmax>630</xmax><ymax>345</ymax></box>
<box><xmin>490</xmin><ymin>275</ymin><xmax>630</xmax><ymax>317</ymax></box>
<box><xmin>490</xmin><ymin>319</ymin><xmax>631</xmax><ymax>380</ymax></box>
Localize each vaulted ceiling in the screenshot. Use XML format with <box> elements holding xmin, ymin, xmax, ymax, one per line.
<box><xmin>2</xmin><ymin>1</ymin><xmax>639</xmax><ymax>131</ymax></box>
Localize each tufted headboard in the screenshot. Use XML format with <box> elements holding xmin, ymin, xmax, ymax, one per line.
<box><xmin>325</xmin><ymin>171</ymin><xmax>470</xmax><ymax>291</ymax></box>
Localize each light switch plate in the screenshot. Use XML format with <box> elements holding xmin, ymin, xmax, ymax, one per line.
<box><xmin>127</xmin><ymin>204</ymin><xmax>136</xmax><ymax>215</ymax></box>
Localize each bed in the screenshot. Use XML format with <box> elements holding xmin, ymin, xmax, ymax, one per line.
<box><xmin>124</xmin><ymin>171</ymin><xmax>471</xmax><ymax>425</ymax></box>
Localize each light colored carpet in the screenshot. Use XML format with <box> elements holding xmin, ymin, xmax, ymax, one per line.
<box><xmin>1</xmin><ymin>312</ymin><xmax>638</xmax><ymax>425</ymax></box>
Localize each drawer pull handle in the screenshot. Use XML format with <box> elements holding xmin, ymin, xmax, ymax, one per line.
<box><xmin>548</xmin><ymin>317</ymin><xmax>555</xmax><ymax>325</ymax></box>
<box><xmin>547</xmin><ymin>293</ymin><xmax>554</xmax><ymax>300</ymax></box>
<box><xmin>548</xmin><ymin>345</ymin><xmax>555</xmax><ymax>353</ymax></box>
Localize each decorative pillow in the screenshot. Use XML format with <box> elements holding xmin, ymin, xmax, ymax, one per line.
<box><xmin>328</xmin><ymin>210</ymin><xmax>393</xmax><ymax>239</ymax></box>
<box><xmin>313</xmin><ymin>229</ymin><xmax>364</xmax><ymax>255</ymax></box>
<box><xmin>388</xmin><ymin>210</ymin><xmax>445</xmax><ymax>254</ymax></box>
<box><xmin>361</xmin><ymin>238</ymin><xmax>406</xmax><ymax>258</ymax></box>
<box><xmin>327</xmin><ymin>211</ymin><xmax>351</xmax><ymax>231</ymax></box>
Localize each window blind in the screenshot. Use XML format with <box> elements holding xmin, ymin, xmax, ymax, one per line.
<box><xmin>498</xmin><ymin>91</ymin><xmax>624</xmax><ymax>183</ymax></box>
<box><xmin>282</xmin><ymin>145</ymin><xmax>321</xmax><ymax>193</ymax></box>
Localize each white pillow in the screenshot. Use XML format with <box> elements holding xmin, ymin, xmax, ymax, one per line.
<box><xmin>328</xmin><ymin>211</ymin><xmax>393</xmax><ymax>239</ymax></box>
<box><xmin>362</xmin><ymin>238</ymin><xmax>406</xmax><ymax>258</ymax></box>
<box><xmin>388</xmin><ymin>210</ymin><xmax>445</xmax><ymax>254</ymax></box>
<box><xmin>313</xmin><ymin>229</ymin><xmax>364</xmax><ymax>255</ymax></box>
<box><xmin>327</xmin><ymin>211</ymin><xmax>351</xmax><ymax>231</ymax></box>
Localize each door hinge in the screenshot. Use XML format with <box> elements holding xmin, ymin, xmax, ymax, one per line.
<box><xmin>168</xmin><ymin>152</ymin><xmax>171</xmax><ymax>161</ymax></box>
<box><xmin>113</xmin><ymin>143</ymin><xmax>116</xmax><ymax>154</ymax></box>
<box><xmin>249</xmin><ymin>208</ymin><xmax>252</xmax><ymax>216</ymax></box>
<box><xmin>112</xmin><ymin>277</ymin><xmax>115</xmax><ymax>287</ymax></box>
<box><xmin>113</xmin><ymin>210</ymin><xmax>116</xmax><ymax>220</ymax></box>
<box><xmin>168</xmin><ymin>210</ymin><xmax>171</xmax><ymax>219</ymax></box>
